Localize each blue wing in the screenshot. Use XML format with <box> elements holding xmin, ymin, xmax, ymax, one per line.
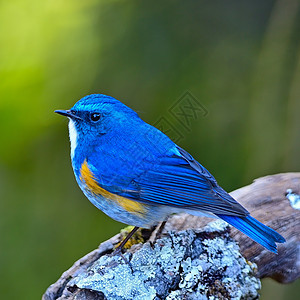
<box><xmin>95</xmin><ymin>145</ymin><xmax>249</xmax><ymax>217</ymax></box>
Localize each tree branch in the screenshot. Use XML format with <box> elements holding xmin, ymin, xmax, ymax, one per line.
<box><xmin>43</xmin><ymin>173</ymin><xmax>300</xmax><ymax>300</ymax></box>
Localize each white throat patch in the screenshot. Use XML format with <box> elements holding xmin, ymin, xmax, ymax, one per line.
<box><xmin>68</xmin><ymin>119</ymin><xmax>78</xmax><ymax>159</ymax></box>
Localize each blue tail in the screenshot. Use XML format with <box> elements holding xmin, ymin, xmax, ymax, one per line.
<box><xmin>217</xmin><ymin>214</ymin><xmax>285</xmax><ymax>253</ymax></box>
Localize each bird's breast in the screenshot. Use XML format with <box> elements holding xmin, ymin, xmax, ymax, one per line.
<box><xmin>79</xmin><ymin>159</ymin><xmax>148</xmax><ymax>218</ymax></box>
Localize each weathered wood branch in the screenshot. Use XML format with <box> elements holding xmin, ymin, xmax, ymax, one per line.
<box><xmin>43</xmin><ymin>173</ymin><xmax>300</xmax><ymax>300</ymax></box>
<box><xmin>166</xmin><ymin>172</ymin><xmax>300</xmax><ymax>283</ymax></box>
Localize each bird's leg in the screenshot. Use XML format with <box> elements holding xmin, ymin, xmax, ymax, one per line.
<box><xmin>111</xmin><ymin>226</ymin><xmax>140</xmax><ymax>268</ymax></box>
<box><xmin>155</xmin><ymin>219</ymin><xmax>167</xmax><ymax>239</ymax></box>
<box><xmin>148</xmin><ymin>218</ymin><xmax>168</xmax><ymax>244</ymax></box>
<box><xmin>113</xmin><ymin>226</ymin><xmax>139</xmax><ymax>255</ymax></box>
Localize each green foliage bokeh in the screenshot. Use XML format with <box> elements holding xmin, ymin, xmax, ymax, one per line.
<box><xmin>0</xmin><ymin>0</ymin><xmax>299</xmax><ymax>299</ymax></box>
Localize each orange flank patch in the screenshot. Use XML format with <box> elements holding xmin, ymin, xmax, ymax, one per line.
<box><xmin>80</xmin><ymin>160</ymin><xmax>147</xmax><ymax>216</ymax></box>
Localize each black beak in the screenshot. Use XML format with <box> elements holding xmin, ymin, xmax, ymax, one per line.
<box><xmin>55</xmin><ymin>110</ymin><xmax>82</xmax><ymax>120</ymax></box>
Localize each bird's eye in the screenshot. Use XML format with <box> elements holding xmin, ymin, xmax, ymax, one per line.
<box><xmin>90</xmin><ymin>112</ymin><xmax>101</xmax><ymax>122</ymax></box>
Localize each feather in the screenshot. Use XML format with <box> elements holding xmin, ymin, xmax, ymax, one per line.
<box><xmin>99</xmin><ymin>145</ymin><xmax>249</xmax><ymax>217</ymax></box>
<box><xmin>217</xmin><ymin>214</ymin><xmax>285</xmax><ymax>253</ymax></box>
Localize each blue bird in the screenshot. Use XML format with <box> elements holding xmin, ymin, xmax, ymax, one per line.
<box><xmin>55</xmin><ymin>94</ymin><xmax>285</xmax><ymax>253</ymax></box>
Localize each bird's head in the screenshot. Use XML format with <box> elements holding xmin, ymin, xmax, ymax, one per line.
<box><xmin>55</xmin><ymin>94</ymin><xmax>140</xmax><ymax>158</ymax></box>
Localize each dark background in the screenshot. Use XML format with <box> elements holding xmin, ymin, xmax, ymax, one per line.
<box><xmin>0</xmin><ymin>0</ymin><xmax>299</xmax><ymax>299</ymax></box>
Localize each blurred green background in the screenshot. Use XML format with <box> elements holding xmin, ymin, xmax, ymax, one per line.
<box><xmin>0</xmin><ymin>0</ymin><xmax>299</xmax><ymax>299</ymax></box>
